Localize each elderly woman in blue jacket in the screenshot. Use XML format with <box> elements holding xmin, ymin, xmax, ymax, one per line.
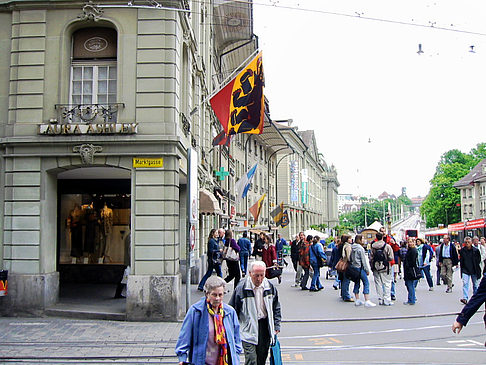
<box><xmin>176</xmin><ymin>276</ymin><xmax>242</xmax><ymax>365</ymax></box>
<box><xmin>309</xmin><ymin>235</ymin><xmax>327</xmax><ymax>291</ymax></box>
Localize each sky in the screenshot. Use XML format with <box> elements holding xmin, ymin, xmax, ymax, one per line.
<box><xmin>253</xmin><ymin>0</ymin><xmax>486</xmax><ymax>199</ymax></box>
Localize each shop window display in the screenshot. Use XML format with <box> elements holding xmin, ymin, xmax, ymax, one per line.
<box><xmin>60</xmin><ymin>193</ymin><xmax>130</xmax><ymax>265</ymax></box>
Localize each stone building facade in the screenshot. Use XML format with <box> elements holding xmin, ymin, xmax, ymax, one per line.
<box><xmin>0</xmin><ymin>0</ymin><xmax>338</xmax><ymax>319</ymax></box>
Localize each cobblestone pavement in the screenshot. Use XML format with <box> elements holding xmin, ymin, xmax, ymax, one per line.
<box><xmin>0</xmin><ymin>317</ymin><xmax>182</xmax><ymax>363</ymax></box>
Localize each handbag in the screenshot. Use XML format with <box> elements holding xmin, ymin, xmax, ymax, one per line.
<box><xmin>267</xmin><ymin>265</ymin><xmax>283</xmax><ymax>279</ymax></box>
<box><xmin>211</xmin><ymin>250</ymin><xmax>223</xmax><ymax>265</ymax></box>
<box><xmin>335</xmin><ymin>258</ymin><xmax>349</xmax><ymax>273</ymax></box>
<box><xmin>270</xmin><ymin>335</ymin><xmax>282</xmax><ymax>365</ymax></box>
<box><xmin>223</xmin><ymin>245</ymin><xmax>239</xmax><ymax>261</ymax></box>
<box><xmin>411</xmin><ymin>266</ymin><xmax>423</xmax><ymax>280</ymax></box>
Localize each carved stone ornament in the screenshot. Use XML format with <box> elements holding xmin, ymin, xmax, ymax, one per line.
<box><xmin>78</xmin><ymin>1</ymin><xmax>104</xmax><ymax>22</ymax></box>
<box><xmin>73</xmin><ymin>144</ymin><xmax>103</xmax><ymax>164</ymax></box>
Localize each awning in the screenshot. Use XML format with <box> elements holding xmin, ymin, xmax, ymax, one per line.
<box><xmin>199</xmin><ymin>189</ymin><xmax>222</xmax><ymax>215</ymax></box>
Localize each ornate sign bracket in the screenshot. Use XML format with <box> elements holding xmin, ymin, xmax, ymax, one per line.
<box><xmin>73</xmin><ymin>144</ymin><xmax>103</xmax><ymax>165</ymax></box>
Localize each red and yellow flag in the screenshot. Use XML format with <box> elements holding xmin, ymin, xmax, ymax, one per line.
<box><xmin>210</xmin><ymin>52</ymin><xmax>264</xmax><ymax>135</ymax></box>
<box><xmin>249</xmin><ymin>194</ymin><xmax>266</xmax><ymax>222</ymax></box>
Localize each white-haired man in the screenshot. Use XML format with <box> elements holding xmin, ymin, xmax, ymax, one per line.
<box><xmin>229</xmin><ymin>261</ymin><xmax>281</xmax><ymax>365</ymax></box>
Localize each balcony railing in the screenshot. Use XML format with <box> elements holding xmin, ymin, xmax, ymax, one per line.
<box><xmin>55</xmin><ymin>103</ymin><xmax>124</xmax><ymax>124</ymax></box>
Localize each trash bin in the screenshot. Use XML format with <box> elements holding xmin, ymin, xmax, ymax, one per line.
<box><xmin>0</xmin><ymin>270</ymin><xmax>7</xmax><ymax>296</ymax></box>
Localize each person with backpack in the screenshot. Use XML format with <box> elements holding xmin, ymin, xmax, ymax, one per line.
<box><xmin>309</xmin><ymin>235</ymin><xmax>327</xmax><ymax>292</ymax></box>
<box><xmin>370</xmin><ymin>232</ymin><xmax>395</xmax><ymax>306</ymax></box>
<box><xmin>416</xmin><ymin>238</ymin><xmax>434</xmax><ymax>291</ymax></box>
<box><xmin>340</xmin><ymin>234</ymin><xmax>354</xmax><ymax>302</ymax></box>
<box><xmin>350</xmin><ymin>234</ymin><xmax>375</xmax><ymax>307</ymax></box>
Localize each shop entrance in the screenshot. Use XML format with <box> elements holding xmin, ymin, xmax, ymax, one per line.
<box><xmin>56</xmin><ymin>167</ymin><xmax>131</xmax><ymax>313</ymax></box>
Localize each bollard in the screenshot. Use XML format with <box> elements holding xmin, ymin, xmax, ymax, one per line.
<box><xmin>0</xmin><ymin>270</ymin><xmax>8</xmax><ymax>296</ymax></box>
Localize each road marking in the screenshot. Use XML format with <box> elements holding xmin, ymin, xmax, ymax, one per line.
<box><xmin>449</xmin><ymin>339</ymin><xmax>484</xmax><ymax>347</ymax></box>
<box><xmin>279</xmin><ymin>321</ymin><xmax>483</xmax><ymax>340</ymax></box>
<box><xmin>282</xmin><ymin>345</ymin><xmax>486</xmax><ymax>352</ymax></box>
<box><xmin>295</xmin><ymin>354</ymin><xmax>304</xmax><ymax>360</ymax></box>
<box><xmin>8</xmin><ymin>322</ymin><xmax>48</xmax><ymax>326</ymax></box>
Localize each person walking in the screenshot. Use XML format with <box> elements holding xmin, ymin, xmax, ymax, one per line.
<box><xmin>452</xmin><ymin>274</ymin><xmax>486</xmax><ymax>347</ymax></box>
<box><xmin>438</xmin><ymin>234</ymin><xmax>459</xmax><ymax>293</ymax></box>
<box><xmin>459</xmin><ymin>236</ymin><xmax>482</xmax><ymax>305</ymax></box>
<box><xmin>291</xmin><ymin>232</ymin><xmax>305</xmax><ymax>287</ymax></box>
<box><xmin>370</xmin><ymin>232</ymin><xmax>394</xmax><ymax>306</ymax></box>
<box><xmin>340</xmin><ymin>234</ymin><xmax>354</xmax><ymax>302</ymax></box>
<box><xmin>262</xmin><ymin>235</ymin><xmax>280</xmax><ymax>283</ymax></box>
<box><xmin>252</xmin><ymin>232</ymin><xmax>265</xmax><ymax>261</ymax></box>
<box><xmin>403</xmin><ymin>238</ymin><xmax>420</xmax><ymax>305</ymax></box>
<box><xmin>329</xmin><ymin>237</ymin><xmax>342</xmax><ymax>290</ymax></box>
<box><xmin>198</xmin><ymin>229</ymin><xmax>223</xmax><ymax>291</ymax></box>
<box><xmin>176</xmin><ymin>276</ymin><xmax>242</xmax><ymax>365</ymax></box>
<box><xmin>299</xmin><ymin>235</ymin><xmax>312</xmax><ymax>290</ymax></box>
<box><xmin>416</xmin><ymin>238</ymin><xmax>434</xmax><ymax>291</ymax></box>
<box><xmin>229</xmin><ymin>261</ymin><xmax>281</xmax><ymax>365</ymax></box>
<box><xmin>224</xmin><ymin>230</ymin><xmax>241</xmax><ymax>290</ymax></box>
<box><xmin>351</xmin><ymin>234</ymin><xmax>376</xmax><ymax>307</ymax></box>
<box><xmin>309</xmin><ymin>235</ymin><xmax>327</xmax><ymax>292</ymax></box>
<box><xmin>238</xmin><ymin>231</ymin><xmax>252</xmax><ymax>277</ymax></box>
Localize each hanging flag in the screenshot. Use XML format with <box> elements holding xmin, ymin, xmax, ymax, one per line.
<box><xmin>212</xmin><ymin>130</ymin><xmax>232</xmax><ymax>147</ymax></box>
<box><xmin>210</xmin><ymin>51</ymin><xmax>264</xmax><ymax>135</ymax></box>
<box><xmin>235</xmin><ymin>163</ymin><xmax>258</xmax><ymax>201</ymax></box>
<box><xmin>270</xmin><ymin>202</ymin><xmax>284</xmax><ymax>226</ymax></box>
<box><xmin>280</xmin><ymin>210</ymin><xmax>289</xmax><ymax>228</ymax></box>
<box><xmin>249</xmin><ymin>194</ymin><xmax>266</xmax><ymax>222</ymax></box>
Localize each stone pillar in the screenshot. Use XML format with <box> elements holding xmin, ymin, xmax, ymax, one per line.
<box><xmin>127</xmin><ymin>156</ymin><xmax>182</xmax><ymax>321</ymax></box>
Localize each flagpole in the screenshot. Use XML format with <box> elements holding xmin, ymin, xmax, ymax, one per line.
<box><xmin>190</xmin><ymin>49</ymin><xmax>260</xmax><ymax>116</ymax></box>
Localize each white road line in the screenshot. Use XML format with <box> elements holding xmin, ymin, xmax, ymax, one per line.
<box><xmin>279</xmin><ymin>321</ymin><xmax>483</xmax><ymax>340</ymax></box>
<box><xmin>282</xmin><ymin>345</ymin><xmax>485</xmax><ymax>352</ymax></box>
<box><xmin>8</xmin><ymin>322</ymin><xmax>48</xmax><ymax>326</ymax></box>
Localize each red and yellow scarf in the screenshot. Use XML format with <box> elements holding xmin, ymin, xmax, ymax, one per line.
<box><xmin>207</xmin><ymin>301</ymin><xmax>229</xmax><ymax>365</ymax></box>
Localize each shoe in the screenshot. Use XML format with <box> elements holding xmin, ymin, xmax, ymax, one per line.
<box><xmin>197</xmin><ymin>287</ymin><xmax>203</xmax><ymax>292</ymax></box>
<box><xmin>446</xmin><ymin>287</ymin><xmax>452</xmax><ymax>293</ymax></box>
<box><xmin>292</xmin><ymin>283</ymin><xmax>299</xmax><ymax>287</ymax></box>
<box><xmin>403</xmin><ymin>301</ymin><xmax>415</xmax><ymax>305</ymax></box>
<box><xmin>383</xmin><ymin>301</ymin><xmax>394</xmax><ymax>306</ymax></box>
<box><xmin>318</xmin><ymin>287</ymin><xmax>324</xmax><ymax>291</ymax></box>
<box><xmin>460</xmin><ymin>298</ymin><xmax>468</xmax><ymax>305</ymax></box>
<box><xmin>309</xmin><ymin>288</ymin><xmax>318</xmax><ymax>292</ymax></box>
<box><xmin>301</xmin><ymin>287</ymin><xmax>310</xmax><ymax>290</ymax></box>
<box><xmin>364</xmin><ymin>300</ymin><xmax>377</xmax><ymax>307</ymax></box>
<box><xmin>333</xmin><ymin>285</ymin><xmax>339</xmax><ymax>290</ymax></box>
<box><xmin>429</xmin><ymin>287</ymin><xmax>434</xmax><ymax>291</ymax></box>
<box><xmin>114</xmin><ymin>294</ymin><xmax>125</xmax><ymax>299</ymax></box>
<box><xmin>343</xmin><ymin>298</ymin><xmax>355</xmax><ymax>302</ymax></box>
<box><xmin>278</xmin><ymin>276</ymin><xmax>282</xmax><ymax>284</ymax></box>
<box><xmin>355</xmin><ymin>299</ymin><xmax>364</xmax><ymax>306</ymax></box>
<box><xmin>378</xmin><ymin>299</ymin><xmax>384</xmax><ymax>305</ymax></box>
<box><xmin>437</xmin><ymin>283</ymin><xmax>441</xmax><ymax>286</ymax></box>
<box><xmin>391</xmin><ymin>295</ymin><xmax>396</xmax><ymax>301</ymax></box>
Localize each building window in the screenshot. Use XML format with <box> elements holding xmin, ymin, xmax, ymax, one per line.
<box><xmin>64</xmin><ymin>27</ymin><xmax>118</xmax><ymax>123</ymax></box>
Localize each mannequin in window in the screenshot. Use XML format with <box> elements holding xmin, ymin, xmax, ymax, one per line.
<box><xmin>68</xmin><ymin>204</ymin><xmax>83</xmax><ymax>258</ymax></box>
<box><xmin>84</xmin><ymin>202</ymin><xmax>99</xmax><ymax>257</ymax></box>
<box><xmin>100</xmin><ymin>202</ymin><xmax>114</xmax><ymax>262</ymax></box>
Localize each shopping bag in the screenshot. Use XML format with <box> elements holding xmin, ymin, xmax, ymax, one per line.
<box><xmin>270</xmin><ymin>335</ymin><xmax>282</xmax><ymax>365</ymax></box>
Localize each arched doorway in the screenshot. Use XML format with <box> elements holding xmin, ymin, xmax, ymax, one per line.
<box><xmin>55</xmin><ymin>167</ymin><xmax>131</xmax><ymax>316</ymax></box>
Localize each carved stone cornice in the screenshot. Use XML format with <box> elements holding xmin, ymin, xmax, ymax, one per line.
<box><xmin>78</xmin><ymin>1</ymin><xmax>104</xmax><ymax>22</ymax></box>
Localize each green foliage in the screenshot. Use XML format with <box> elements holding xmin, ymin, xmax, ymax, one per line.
<box><xmin>310</xmin><ymin>223</ymin><xmax>328</xmax><ymax>231</ymax></box>
<box><xmin>421</xmin><ymin>143</ymin><xmax>486</xmax><ymax>228</ymax></box>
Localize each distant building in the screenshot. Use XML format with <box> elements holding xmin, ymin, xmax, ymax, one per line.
<box><xmin>454</xmin><ymin>158</ymin><xmax>486</xmax><ymax>221</ymax></box>
<box><xmin>338</xmin><ymin>194</ymin><xmax>362</xmax><ymax>214</ymax></box>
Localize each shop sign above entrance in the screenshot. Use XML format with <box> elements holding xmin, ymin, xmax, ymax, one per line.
<box><xmin>38</xmin><ymin>122</ymin><xmax>138</xmax><ymax>135</ymax></box>
<box><xmin>133</xmin><ymin>158</ymin><xmax>163</xmax><ymax>168</ymax></box>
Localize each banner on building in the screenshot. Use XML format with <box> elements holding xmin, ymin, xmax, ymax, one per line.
<box><xmin>290</xmin><ymin>160</ymin><xmax>299</xmax><ymax>202</ymax></box>
<box><xmin>210</xmin><ymin>52</ymin><xmax>264</xmax><ymax>135</ymax></box>
<box><xmin>301</xmin><ymin>168</ymin><xmax>308</xmax><ymax>204</ymax></box>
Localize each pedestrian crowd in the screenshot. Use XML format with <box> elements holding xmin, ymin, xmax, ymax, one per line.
<box><xmin>177</xmin><ymin>226</ymin><xmax>486</xmax><ymax>364</ymax></box>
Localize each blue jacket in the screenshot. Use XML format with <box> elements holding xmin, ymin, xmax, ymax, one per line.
<box><xmin>175</xmin><ymin>297</ymin><xmax>242</xmax><ymax>365</ymax></box>
<box><xmin>276</xmin><ymin>238</ymin><xmax>287</xmax><ymax>253</ymax></box>
<box><xmin>237</xmin><ymin>237</ymin><xmax>251</xmax><ymax>255</ymax></box>
<box><xmin>309</xmin><ymin>242</ymin><xmax>327</xmax><ymax>266</ymax></box>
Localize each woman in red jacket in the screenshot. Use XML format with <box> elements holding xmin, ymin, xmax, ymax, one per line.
<box><xmin>262</xmin><ymin>234</ymin><xmax>280</xmax><ymax>283</ymax></box>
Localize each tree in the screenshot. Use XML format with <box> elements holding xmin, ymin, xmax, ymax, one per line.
<box><xmin>421</xmin><ymin>143</ymin><xmax>486</xmax><ymax>228</ymax></box>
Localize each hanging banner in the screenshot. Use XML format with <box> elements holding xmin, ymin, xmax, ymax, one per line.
<box><xmin>290</xmin><ymin>160</ymin><xmax>299</xmax><ymax>202</ymax></box>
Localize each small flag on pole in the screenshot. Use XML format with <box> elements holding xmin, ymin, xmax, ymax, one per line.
<box><xmin>249</xmin><ymin>194</ymin><xmax>266</xmax><ymax>222</ymax></box>
<box><xmin>280</xmin><ymin>210</ymin><xmax>289</xmax><ymax>228</ymax></box>
<box><xmin>270</xmin><ymin>202</ymin><xmax>284</xmax><ymax>226</ymax></box>
<box><xmin>235</xmin><ymin>163</ymin><xmax>258</xmax><ymax>201</ymax></box>
<box><xmin>212</xmin><ymin>130</ymin><xmax>232</xmax><ymax>147</ymax></box>
<box><xmin>210</xmin><ymin>52</ymin><xmax>264</xmax><ymax>135</ymax></box>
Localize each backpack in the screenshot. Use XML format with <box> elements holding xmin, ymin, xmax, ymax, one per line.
<box><xmin>312</xmin><ymin>244</ymin><xmax>326</xmax><ymax>268</ymax></box>
<box><xmin>371</xmin><ymin>244</ymin><xmax>389</xmax><ymax>273</ymax></box>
